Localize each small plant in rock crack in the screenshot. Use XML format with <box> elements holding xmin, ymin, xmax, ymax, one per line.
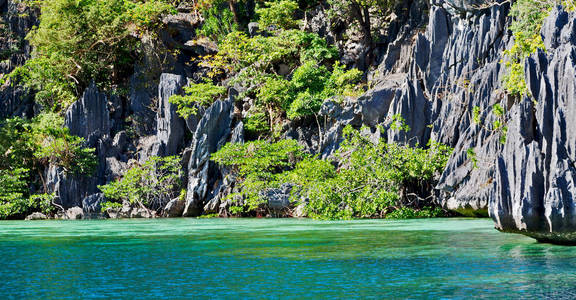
<box><xmin>472</xmin><ymin>103</ymin><xmax>508</xmax><ymax>145</ymax></box>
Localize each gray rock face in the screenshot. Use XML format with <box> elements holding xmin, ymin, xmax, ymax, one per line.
<box><xmin>183</xmin><ymin>94</ymin><xmax>234</xmax><ymax>216</ymax></box>
<box><xmin>489</xmin><ymin>8</ymin><xmax>576</xmax><ymax>243</ymax></box>
<box><xmin>47</xmin><ymin>165</ymin><xmax>99</xmax><ymax>209</ymax></box>
<box><xmin>130</xmin><ymin>207</ymin><xmax>154</xmax><ymax>218</ymax></box>
<box><xmin>0</xmin><ymin>1</ymin><xmax>37</xmax><ymax>118</ymax></box>
<box><xmin>319</xmin><ymin>1</ymin><xmax>510</xmax><ymax>217</ymax></box>
<box><xmin>163</xmin><ymin>198</ymin><xmax>185</xmax><ymax>217</ymax></box>
<box><xmin>378</xmin><ymin>1</ymin><xmax>510</xmax><ymax>216</ymax></box>
<box><xmin>47</xmin><ymin>84</ymin><xmax>114</xmax><ymax>209</ymax></box>
<box><xmin>82</xmin><ymin>193</ymin><xmax>105</xmax><ymax>217</ymax></box>
<box><xmin>105</xmin><ymin>201</ymin><xmax>156</xmax><ymax>219</ymax></box>
<box><xmin>302</xmin><ymin>5</ymin><xmax>335</xmax><ymax>45</ymax></box>
<box><xmin>156</xmin><ymin>73</ymin><xmax>187</xmax><ymax>156</ymax></box>
<box><xmin>366</xmin><ymin>3</ymin><xmax>576</xmax><ymax>242</ymax></box>
<box><xmin>65</xmin><ymin>82</ymin><xmax>111</xmax><ymax>143</ymax></box>
<box><xmin>261</xmin><ymin>184</ymin><xmax>293</xmax><ymax>217</ymax></box>
<box><xmin>441</xmin><ymin>0</ymin><xmax>487</xmax><ymax>14</ymax></box>
<box><xmin>248</xmin><ymin>22</ymin><xmax>260</xmax><ymax>37</ymax></box>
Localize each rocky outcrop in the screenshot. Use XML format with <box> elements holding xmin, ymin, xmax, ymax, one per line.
<box><xmin>183</xmin><ymin>92</ymin><xmax>235</xmax><ymax>216</ymax></box>
<box><xmin>66</xmin><ymin>207</ymin><xmax>84</xmax><ymax>220</ymax></box>
<box><xmin>358</xmin><ymin>2</ymin><xmax>576</xmax><ymax>243</ymax></box>
<box><xmin>46</xmin><ymin>165</ymin><xmax>99</xmax><ymax>209</ymax></box>
<box><xmin>163</xmin><ymin>197</ymin><xmax>186</xmax><ymax>217</ymax></box>
<box><xmin>25</xmin><ymin>212</ymin><xmax>47</xmax><ymax>220</ymax></box>
<box><xmin>261</xmin><ymin>183</ymin><xmax>294</xmax><ymax>217</ymax></box>
<box><xmin>156</xmin><ymin>73</ymin><xmax>187</xmax><ymax>156</ymax></box>
<box><xmin>490</xmin><ymin>7</ymin><xmax>576</xmax><ymax>244</ymax></box>
<box><xmin>47</xmin><ymin>84</ymin><xmax>112</xmax><ymax>209</ymax></box>
<box><xmin>316</xmin><ymin>1</ymin><xmax>510</xmax><ymax>218</ymax></box>
<box><xmin>65</xmin><ymin>82</ymin><xmax>111</xmax><ymax>142</ymax></box>
<box><xmin>0</xmin><ymin>0</ymin><xmax>36</xmax><ymax>118</ymax></box>
<box><xmin>82</xmin><ymin>193</ymin><xmax>105</xmax><ymax>217</ymax></box>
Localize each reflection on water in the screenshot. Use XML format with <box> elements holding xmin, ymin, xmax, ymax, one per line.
<box><xmin>1</xmin><ymin>218</ymin><xmax>576</xmax><ymax>298</ymax></box>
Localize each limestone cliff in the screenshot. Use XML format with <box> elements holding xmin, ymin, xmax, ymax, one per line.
<box><xmin>3</xmin><ymin>0</ymin><xmax>576</xmax><ymax>243</ymax></box>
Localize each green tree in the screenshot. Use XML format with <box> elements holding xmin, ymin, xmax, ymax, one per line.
<box><xmin>211</xmin><ymin>139</ymin><xmax>307</xmax><ymax>214</ymax></box>
<box><xmin>99</xmin><ymin>156</ymin><xmax>182</xmax><ymax>211</ymax></box>
<box><xmin>327</xmin><ymin>0</ymin><xmax>399</xmax><ymax>47</ymax></box>
<box><xmin>256</xmin><ymin>0</ymin><xmax>299</xmax><ymax>30</ymax></box>
<box><xmin>211</xmin><ymin>128</ymin><xmax>453</xmax><ymax>219</ymax></box>
<box><xmin>5</xmin><ymin>0</ymin><xmax>174</xmax><ymax>111</ymax></box>
<box><xmin>169</xmin><ymin>80</ymin><xmax>227</xmax><ymax>119</ymax></box>
<box><xmin>0</xmin><ymin>114</ymin><xmax>94</xmax><ymax>219</ymax></box>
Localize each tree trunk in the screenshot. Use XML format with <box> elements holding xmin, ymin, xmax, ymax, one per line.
<box><xmin>228</xmin><ymin>0</ymin><xmax>240</xmax><ymax>25</ymax></box>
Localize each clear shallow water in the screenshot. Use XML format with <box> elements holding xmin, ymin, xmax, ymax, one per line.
<box><xmin>1</xmin><ymin>218</ymin><xmax>576</xmax><ymax>299</ymax></box>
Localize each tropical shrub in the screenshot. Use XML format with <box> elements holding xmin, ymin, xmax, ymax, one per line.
<box><xmin>169</xmin><ymin>80</ymin><xmax>227</xmax><ymax>118</ymax></box>
<box><xmin>196</xmin><ymin>0</ymin><xmax>239</xmax><ymax>42</ymax></box>
<box><xmin>0</xmin><ymin>168</ymin><xmax>55</xmax><ymax>219</ymax></box>
<box><xmin>290</xmin><ymin>126</ymin><xmax>452</xmax><ymax>220</ymax></box>
<box><xmin>256</xmin><ymin>0</ymin><xmax>299</xmax><ymax>30</ymax></box>
<box><xmin>0</xmin><ymin>114</ymin><xmax>95</xmax><ymax>219</ymax></box>
<box><xmin>244</xmin><ymin>112</ymin><xmax>271</xmax><ymax>137</ymax></box>
<box><xmin>0</xmin><ymin>168</ymin><xmax>31</xmax><ymax>219</ymax></box>
<box><xmin>0</xmin><ymin>114</ymin><xmax>96</xmax><ymax>176</ymax></box>
<box><xmin>4</xmin><ymin>0</ymin><xmax>175</xmax><ymax>111</ymax></box>
<box><xmin>501</xmin><ymin>0</ymin><xmax>574</xmax><ymax>96</ymax></box>
<box><xmin>99</xmin><ymin>156</ymin><xmax>182</xmax><ymax>210</ymax></box>
<box><xmin>198</xmin><ymin>28</ymin><xmax>361</xmax><ymax>129</ymax></box>
<box><xmin>201</xmin><ymin>30</ymin><xmax>338</xmax><ymax>78</ymax></box>
<box><xmin>211</xmin><ymin>139</ymin><xmax>307</xmax><ymax>214</ymax></box>
<box><xmin>211</xmin><ymin>127</ymin><xmax>453</xmax><ymax>219</ymax></box>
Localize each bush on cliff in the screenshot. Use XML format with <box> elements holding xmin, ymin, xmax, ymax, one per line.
<box><xmin>169</xmin><ymin>80</ymin><xmax>227</xmax><ymax>119</ymax></box>
<box><xmin>0</xmin><ymin>114</ymin><xmax>95</xmax><ymax>219</ymax></box>
<box><xmin>179</xmin><ymin>28</ymin><xmax>362</xmax><ymax>130</ymax></box>
<box><xmin>99</xmin><ymin>156</ymin><xmax>182</xmax><ymax>212</ymax></box>
<box><xmin>287</xmin><ymin>126</ymin><xmax>452</xmax><ymax>220</ymax></box>
<box><xmin>502</xmin><ymin>0</ymin><xmax>552</xmax><ymax>96</ymax></box>
<box><xmin>211</xmin><ymin>139</ymin><xmax>307</xmax><ymax>214</ymax></box>
<box><xmin>256</xmin><ymin>0</ymin><xmax>300</xmax><ymax>30</ymax></box>
<box><xmin>196</xmin><ymin>0</ymin><xmax>239</xmax><ymax>42</ymax></box>
<box><xmin>502</xmin><ymin>0</ymin><xmax>575</xmax><ymax>96</ymax></box>
<box><xmin>4</xmin><ymin>0</ymin><xmax>175</xmax><ymax>111</ymax></box>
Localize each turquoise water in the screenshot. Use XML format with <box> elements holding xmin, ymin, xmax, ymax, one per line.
<box><xmin>1</xmin><ymin>218</ymin><xmax>576</xmax><ymax>299</ymax></box>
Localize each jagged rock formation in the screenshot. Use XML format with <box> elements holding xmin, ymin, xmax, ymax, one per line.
<box><xmin>156</xmin><ymin>73</ymin><xmax>187</xmax><ymax>157</ymax></box>
<box><xmin>183</xmin><ymin>93</ymin><xmax>235</xmax><ymax>216</ymax></box>
<box><xmin>317</xmin><ymin>0</ymin><xmax>511</xmax><ymax>218</ymax></box>
<box><xmin>0</xmin><ymin>0</ymin><xmax>36</xmax><ymax>118</ymax></box>
<box><xmin>47</xmin><ymin>84</ymin><xmax>114</xmax><ymax>209</ymax></box>
<box><xmin>491</xmin><ymin>7</ymin><xmax>576</xmax><ymax>244</ymax></box>
<box><xmin>65</xmin><ymin>82</ymin><xmax>112</xmax><ymax>143</ymax></box>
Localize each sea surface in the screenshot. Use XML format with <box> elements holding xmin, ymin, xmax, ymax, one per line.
<box><xmin>1</xmin><ymin>218</ymin><xmax>576</xmax><ymax>299</ymax></box>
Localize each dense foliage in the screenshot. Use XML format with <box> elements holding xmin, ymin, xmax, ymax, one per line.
<box><xmin>195</xmin><ymin>0</ymin><xmax>239</xmax><ymax>42</ymax></box>
<box><xmin>256</xmin><ymin>0</ymin><xmax>299</xmax><ymax>30</ymax></box>
<box><xmin>183</xmin><ymin>28</ymin><xmax>362</xmax><ymax>132</ymax></box>
<box><xmin>212</xmin><ymin>127</ymin><xmax>453</xmax><ymax>219</ymax></box>
<box><xmin>0</xmin><ymin>114</ymin><xmax>95</xmax><ymax>219</ymax></box>
<box><xmin>4</xmin><ymin>0</ymin><xmax>174</xmax><ymax>111</ymax></box>
<box><xmin>503</xmin><ymin>0</ymin><xmax>575</xmax><ymax>96</ymax></box>
<box><xmin>297</xmin><ymin>127</ymin><xmax>452</xmax><ymax>220</ymax></box>
<box><xmin>99</xmin><ymin>156</ymin><xmax>182</xmax><ymax>211</ymax></box>
<box><xmin>169</xmin><ymin>80</ymin><xmax>227</xmax><ymax>118</ymax></box>
<box><xmin>211</xmin><ymin>139</ymin><xmax>307</xmax><ymax>213</ymax></box>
